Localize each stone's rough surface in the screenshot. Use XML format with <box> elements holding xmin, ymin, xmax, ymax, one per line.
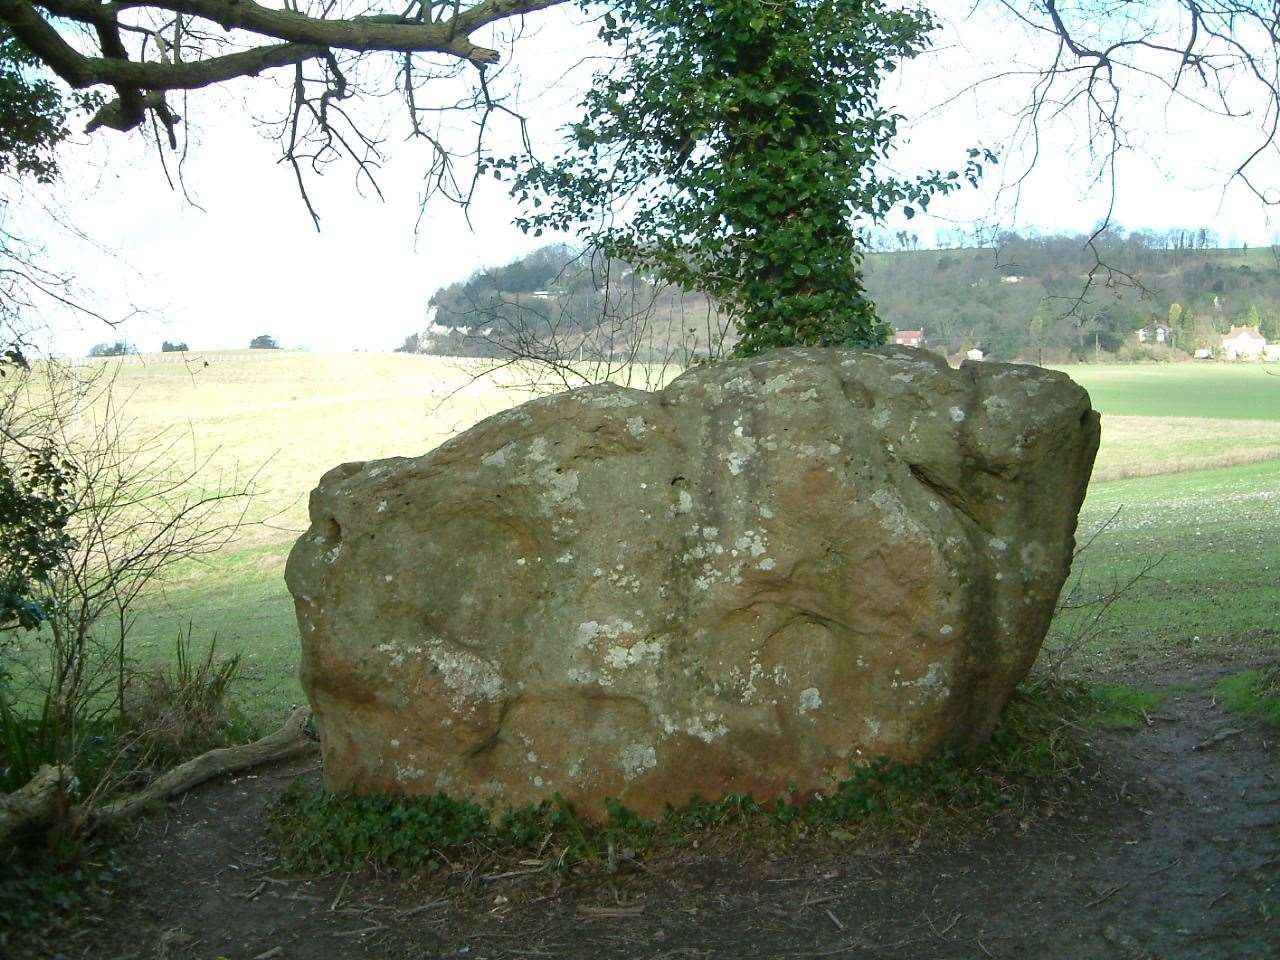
<box><xmin>286</xmin><ymin>347</ymin><xmax>1100</xmax><ymax>819</ymax></box>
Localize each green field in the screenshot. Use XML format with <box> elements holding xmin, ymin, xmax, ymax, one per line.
<box><xmin>1056</xmin><ymin>363</ymin><xmax>1280</xmax><ymax>421</ymax></box>
<box><xmin>15</xmin><ymin>354</ymin><xmax>1280</xmax><ymax>725</ymax></box>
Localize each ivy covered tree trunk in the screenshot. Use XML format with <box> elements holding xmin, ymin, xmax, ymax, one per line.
<box><xmin>501</xmin><ymin>0</ymin><xmax>992</xmax><ymax>356</ymax></box>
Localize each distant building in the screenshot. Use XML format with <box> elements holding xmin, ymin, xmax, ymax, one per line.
<box><xmin>1137</xmin><ymin>323</ymin><xmax>1172</xmax><ymax>345</ymax></box>
<box><xmin>1222</xmin><ymin>325</ymin><xmax>1267</xmax><ymax>360</ymax></box>
<box><xmin>965</xmin><ymin>348</ymin><xmax>985</xmax><ymax>361</ymax></box>
<box><xmin>891</xmin><ymin>329</ymin><xmax>926</xmax><ymax>347</ymax></box>
<box><xmin>999</xmin><ymin>275</ymin><xmax>1024</xmax><ymax>284</ymax></box>
<box><xmin>1264</xmin><ymin>344</ymin><xmax>1280</xmax><ymax>363</ymax></box>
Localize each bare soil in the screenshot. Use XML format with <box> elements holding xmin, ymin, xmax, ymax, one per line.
<box><xmin>17</xmin><ymin>670</ymin><xmax>1279</xmax><ymax>960</ymax></box>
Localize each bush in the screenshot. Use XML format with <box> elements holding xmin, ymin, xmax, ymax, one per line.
<box><xmin>123</xmin><ymin>629</ymin><xmax>251</xmax><ymax>761</ymax></box>
<box><xmin>249</xmin><ymin>334</ymin><xmax>280</xmax><ymax>350</ymax></box>
<box><xmin>160</xmin><ymin>340</ymin><xmax>188</xmax><ymax>353</ymax></box>
<box><xmin>1115</xmin><ymin>342</ymin><xmax>1189</xmax><ymax>363</ymax></box>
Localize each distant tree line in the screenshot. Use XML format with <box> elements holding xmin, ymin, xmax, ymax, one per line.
<box><xmin>86</xmin><ymin>340</ymin><xmax>134</xmax><ymax>358</ymax></box>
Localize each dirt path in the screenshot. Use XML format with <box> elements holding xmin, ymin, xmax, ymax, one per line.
<box><xmin>26</xmin><ymin>672</ymin><xmax>1279</xmax><ymax>960</ymax></box>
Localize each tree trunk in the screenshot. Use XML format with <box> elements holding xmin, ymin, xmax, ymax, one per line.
<box><xmin>77</xmin><ymin>706</ymin><xmax>317</xmax><ymax>829</ymax></box>
<box><xmin>0</xmin><ymin>764</ymin><xmax>70</xmax><ymax>844</ymax></box>
<box><xmin>0</xmin><ymin>706</ymin><xmax>317</xmax><ymax>842</ymax></box>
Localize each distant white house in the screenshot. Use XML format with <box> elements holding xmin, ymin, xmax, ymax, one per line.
<box><xmin>965</xmin><ymin>348</ymin><xmax>985</xmax><ymax>361</ymax></box>
<box><xmin>1137</xmin><ymin>323</ymin><xmax>1172</xmax><ymax>345</ymax></box>
<box><xmin>892</xmin><ymin>329</ymin><xmax>926</xmax><ymax>347</ymax></box>
<box><xmin>1222</xmin><ymin>324</ymin><xmax>1267</xmax><ymax>360</ymax></box>
<box><xmin>999</xmin><ymin>275</ymin><xmax>1024</xmax><ymax>284</ymax></box>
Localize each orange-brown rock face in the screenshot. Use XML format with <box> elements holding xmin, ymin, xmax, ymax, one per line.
<box><xmin>285</xmin><ymin>347</ymin><xmax>1099</xmax><ymax>819</ymax></box>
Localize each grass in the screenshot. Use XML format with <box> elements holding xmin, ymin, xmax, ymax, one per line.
<box><xmin>1092</xmin><ymin>685</ymin><xmax>1168</xmax><ymax>730</ymax></box>
<box><xmin>1045</xmin><ymin>458</ymin><xmax>1280</xmax><ymax>675</ymax></box>
<box><xmin>1091</xmin><ymin>416</ymin><xmax>1280</xmax><ymax>481</ymax></box>
<box><xmin>1214</xmin><ymin>669</ymin><xmax>1280</xmax><ymax>728</ymax></box>
<box><xmin>1054</xmin><ymin>363</ymin><xmax>1280</xmax><ymax>422</ymax></box>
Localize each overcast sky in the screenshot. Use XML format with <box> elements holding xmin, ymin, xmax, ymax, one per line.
<box><xmin>17</xmin><ymin>1</ymin><xmax>1280</xmax><ymax>356</ymax></box>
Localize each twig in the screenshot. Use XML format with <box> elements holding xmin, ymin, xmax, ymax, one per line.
<box><xmin>1145</xmin><ymin>858</ymin><xmax>1181</xmax><ymax>877</ymax></box>
<box><xmin>330</xmin><ymin>873</ymin><xmax>350</xmax><ymax>911</ymax></box>
<box><xmin>334</xmin><ymin>922</ymin><xmax>386</xmax><ymax>938</ymax></box>
<box><xmin>1085</xmin><ymin>881</ymin><xmax>1129</xmax><ymax>908</ymax></box>
<box><xmin>1194</xmin><ymin>729</ymin><xmax>1244</xmax><ymax>751</ymax></box>
<box><xmin>576</xmin><ymin>904</ymin><xmax>644</xmax><ymax>918</ymax></box>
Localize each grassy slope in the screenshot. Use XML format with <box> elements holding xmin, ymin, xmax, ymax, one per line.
<box><xmin>70</xmin><ymin>355</ymin><xmax>1280</xmax><ymax>723</ymax></box>
<box><xmin>1054</xmin><ymin>459</ymin><xmax>1280</xmax><ymax>676</ymax></box>
<box><xmin>1052</xmin><ymin>364</ymin><xmax>1280</xmax><ymax>479</ymax></box>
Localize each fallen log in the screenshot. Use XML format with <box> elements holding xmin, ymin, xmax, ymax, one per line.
<box><xmin>0</xmin><ymin>763</ymin><xmax>70</xmax><ymax>844</ymax></box>
<box><xmin>76</xmin><ymin>705</ymin><xmax>318</xmax><ymax>829</ymax></box>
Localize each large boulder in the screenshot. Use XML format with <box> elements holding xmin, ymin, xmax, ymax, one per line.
<box><xmin>285</xmin><ymin>347</ymin><xmax>1099</xmax><ymax>819</ymax></box>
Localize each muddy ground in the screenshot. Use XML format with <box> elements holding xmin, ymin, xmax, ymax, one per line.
<box><xmin>15</xmin><ymin>669</ymin><xmax>1279</xmax><ymax>960</ymax></box>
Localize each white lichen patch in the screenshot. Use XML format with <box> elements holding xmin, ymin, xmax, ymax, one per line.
<box><xmin>734</xmin><ymin>530</ymin><xmax>768</xmax><ymax>558</ymax></box>
<box><xmin>869</xmin><ymin>488</ymin><xmax>925</xmax><ymax>541</ymax></box>
<box><xmin>625</xmin><ymin>416</ymin><xmax>650</xmax><ymax>437</ymax></box>
<box><xmin>603</xmin><ymin>637</ymin><xmax>665</xmax><ymax>669</ymax></box>
<box><xmin>576</xmin><ymin>619</ymin><xmax>638</xmax><ymax>647</ymax></box>
<box><xmin>949</xmin><ymin>406</ymin><xmax>966</xmax><ymax>423</ymax></box>
<box><xmin>897</xmin><ymin>662</ymin><xmax>950</xmax><ymax>698</ymax></box>
<box><xmin>658</xmin><ymin>712</ymin><xmax>729</xmax><ymax>743</ymax></box>
<box><xmin>376</xmin><ymin>642</ymin><xmax>406</xmax><ymax>668</ymax></box>
<box><xmin>757</xmin><ymin>557</ymin><xmax>776</xmax><ymax>571</ymax></box>
<box><xmin>424</xmin><ymin>639</ymin><xmax>505</xmax><ymax>704</ymax></box>
<box><xmin>393</xmin><ymin>762</ymin><xmax>427</xmax><ymax>784</ymax></box>
<box><xmin>722</xmin><ymin>423</ymin><xmax>759</xmax><ymax>476</ymax></box>
<box><xmin>982</xmin><ymin>394</ymin><xmax>1012</xmax><ymax>417</ymax></box>
<box><xmin>674</xmin><ymin>489</ymin><xmax>694</xmax><ymax>515</ymax></box>
<box><xmin>939</xmin><ymin>624</ymin><xmax>953</xmax><ymax>636</ymax></box>
<box><xmin>582</xmin><ymin>391</ymin><xmax>641</xmax><ymax>409</ymax></box>
<box><xmin>798</xmin><ymin>687</ymin><xmax>823</xmax><ymax>713</ymax></box>
<box><xmin>618</xmin><ymin>742</ymin><xmax>657</xmax><ymax>779</ymax></box>
<box><xmin>481</xmin><ymin>442</ymin><xmax>516</xmax><ymax>468</ymax></box>
<box><xmin>377</xmin><ymin>499</ymin><xmax>388</xmax><ymax>513</ymax></box>
<box><xmin>323</xmin><ymin>544</ymin><xmax>344</xmax><ymax>565</ymax></box>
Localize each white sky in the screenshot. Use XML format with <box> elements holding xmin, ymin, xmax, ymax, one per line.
<box><xmin>18</xmin><ymin>1</ymin><xmax>1280</xmax><ymax>356</ymax></box>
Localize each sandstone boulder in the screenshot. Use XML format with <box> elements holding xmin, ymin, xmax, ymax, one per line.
<box><xmin>285</xmin><ymin>347</ymin><xmax>1099</xmax><ymax>819</ymax></box>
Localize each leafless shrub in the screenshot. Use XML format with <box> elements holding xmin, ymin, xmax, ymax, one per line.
<box><xmin>123</xmin><ymin>626</ymin><xmax>245</xmax><ymax>758</ymax></box>
<box><xmin>423</xmin><ymin>246</ymin><xmax>736</xmax><ymax>398</ymax></box>
<box><xmin>0</xmin><ymin>359</ymin><xmax>257</xmax><ymax>801</ymax></box>
<box><xmin>1036</xmin><ymin>506</ymin><xmax>1164</xmax><ymax>682</ymax></box>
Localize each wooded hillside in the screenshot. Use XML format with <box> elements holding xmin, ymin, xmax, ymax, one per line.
<box><xmin>403</xmin><ymin>230</ymin><xmax>1280</xmax><ymax>362</ymax></box>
